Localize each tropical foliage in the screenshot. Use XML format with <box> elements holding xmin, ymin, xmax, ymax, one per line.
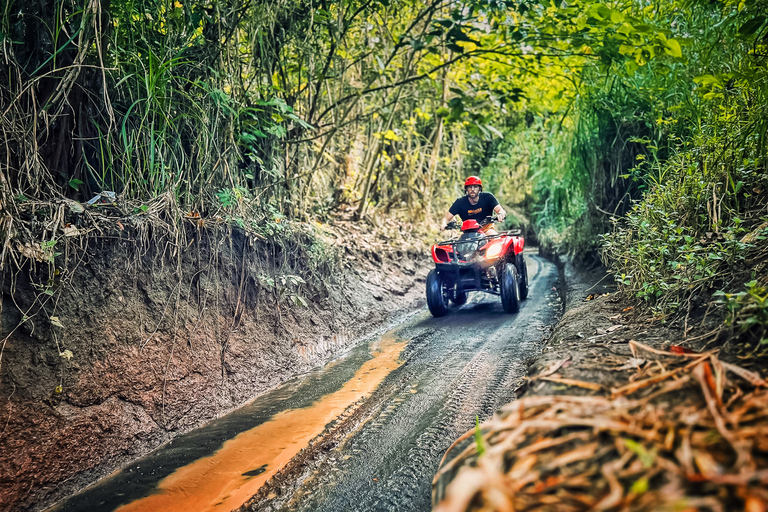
<box><xmin>1</xmin><ymin>0</ymin><xmax>766</xmax><ymax>333</ymax></box>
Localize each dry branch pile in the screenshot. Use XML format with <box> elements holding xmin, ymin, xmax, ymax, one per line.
<box><xmin>433</xmin><ymin>341</ymin><xmax>768</xmax><ymax>512</ymax></box>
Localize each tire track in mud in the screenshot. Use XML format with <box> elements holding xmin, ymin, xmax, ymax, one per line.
<box><xmin>240</xmin><ymin>252</ymin><xmax>560</xmax><ymax>512</ymax></box>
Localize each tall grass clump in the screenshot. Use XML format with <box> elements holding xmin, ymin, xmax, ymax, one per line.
<box><xmin>525</xmin><ymin>84</ymin><xmax>650</xmax><ymax>262</ymax></box>
<box><xmin>601</xmin><ymin>10</ymin><xmax>768</xmax><ymax>317</ymax></box>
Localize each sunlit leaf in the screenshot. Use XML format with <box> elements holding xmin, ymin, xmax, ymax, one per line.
<box><xmin>664</xmin><ymin>38</ymin><xmax>682</xmax><ymax>58</ymax></box>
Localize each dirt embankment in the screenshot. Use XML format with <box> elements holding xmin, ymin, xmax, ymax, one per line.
<box><xmin>433</xmin><ymin>262</ymin><xmax>768</xmax><ymax>511</ymax></box>
<box><xmin>0</xmin><ymin>219</ymin><xmax>429</xmax><ymax>512</ymax></box>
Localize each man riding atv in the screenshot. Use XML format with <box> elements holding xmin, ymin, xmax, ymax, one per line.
<box><xmin>440</xmin><ymin>176</ymin><xmax>506</xmax><ymax>234</ymax></box>
<box><xmin>427</xmin><ymin>177</ymin><xmax>526</xmax><ymax>316</ymax></box>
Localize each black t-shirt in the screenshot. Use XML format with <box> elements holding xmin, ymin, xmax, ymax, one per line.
<box><xmin>448</xmin><ymin>192</ymin><xmax>499</xmax><ymax>222</ymax></box>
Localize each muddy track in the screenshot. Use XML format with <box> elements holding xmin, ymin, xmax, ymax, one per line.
<box><xmin>240</xmin><ymin>251</ymin><xmax>560</xmax><ymax>512</ymax></box>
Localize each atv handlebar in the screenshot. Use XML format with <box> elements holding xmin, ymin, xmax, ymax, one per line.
<box><xmin>480</xmin><ymin>215</ymin><xmax>498</xmax><ymax>226</ymax></box>
<box><xmin>443</xmin><ymin>215</ymin><xmax>498</xmax><ymax>231</ymax></box>
<box><xmin>444</xmin><ymin>221</ymin><xmax>459</xmax><ymax>230</ymax></box>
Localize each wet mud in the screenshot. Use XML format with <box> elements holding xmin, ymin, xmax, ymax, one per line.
<box><xmin>239</xmin><ymin>250</ymin><xmax>561</xmax><ymax>512</ymax></box>
<box><xmin>113</xmin><ymin>334</ymin><xmax>407</xmax><ymax>512</ymax></box>
<box><xmin>1</xmin><ymin>225</ymin><xmax>429</xmax><ymax>512</ymax></box>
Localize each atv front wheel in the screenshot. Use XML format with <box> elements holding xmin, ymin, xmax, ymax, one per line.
<box><xmin>451</xmin><ymin>291</ymin><xmax>468</xmax><ymax>305</ymax></box>
<box><xmin>426</xmin><ymin>269</ymin><xmax>450</xmax><ymax>317</ymax></box>
<box><xmin>500</xmin><ymin>263</ymin><xmax>521</xmax><ymax>314</ymax></box>
<box><xmin>516</xmin><ymin>253</ymin><xmax>529</xmax><ymax>300</ymax></box>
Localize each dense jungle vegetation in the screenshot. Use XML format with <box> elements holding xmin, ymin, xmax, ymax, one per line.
<box><xmin>0</xmin><ymin>0</ymin><xmax>766</xmax><ymax>343</ymax></box>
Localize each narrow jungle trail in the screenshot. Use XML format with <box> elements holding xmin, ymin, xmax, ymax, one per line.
<box><xmin>49</xmin><ymin>251</ymin><xmax>560</xmax><ymax>512</ymax></box>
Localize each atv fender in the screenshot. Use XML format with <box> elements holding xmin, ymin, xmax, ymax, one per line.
<box><xmin>512</xmin><ymin>236</ymin><xmax>525</xmax><ymax>254</ymax></box>
<box><xmin>498</xmin><ymin>236</ymin><xmax>523</xmax><ymax>258</ymax></box>
<box><xmin>431</xmin><ymin>244</ymin><xmax>454</xmax><ymax>264</ymax></box>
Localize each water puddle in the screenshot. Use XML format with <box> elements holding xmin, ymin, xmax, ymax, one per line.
<box><xmin>51</xmin><ymin>331</ymin><xmax>407</xmax><ymax>512</ymax></box>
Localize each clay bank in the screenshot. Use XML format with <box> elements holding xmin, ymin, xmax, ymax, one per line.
<box><xmin>0</xmin><ymin>217</ymin><xmax>429</xmax><ymax>512</ymax></box>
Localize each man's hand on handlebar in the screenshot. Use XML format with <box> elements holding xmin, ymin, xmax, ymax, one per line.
<box><xmin>443</xmin><ymin>221</ymin><xmax>458</xmax><ymax>230</ymax></box>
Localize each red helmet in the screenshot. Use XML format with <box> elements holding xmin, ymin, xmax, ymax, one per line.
<box><xmin>464</xmin><ymin>176</ymin><xmax>482</xmax><ymax>190</ymax></box>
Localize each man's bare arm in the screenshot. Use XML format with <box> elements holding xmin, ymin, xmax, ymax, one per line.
<box><xmin>440</xmin><ymin>212</ymin><xmax>454</xmax><ymax>230</ymax></box>
<box><xmin>494</xmin><ymin>204</ymin><xmax>506</xmax><ymax>221</ymax></box>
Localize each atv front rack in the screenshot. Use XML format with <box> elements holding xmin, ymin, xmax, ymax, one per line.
<box><xmin>436</xmin><ymin>228</ymin><xmax>521</xmax><ymax>246</ymax></box>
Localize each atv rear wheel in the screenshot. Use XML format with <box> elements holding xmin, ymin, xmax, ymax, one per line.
<box><xmin>500</xmin><ymin>263</ymin><xmax>521</xmax><ymax>314</ymax></box>
<box><xmin>451</xmin><ymin>291</ymin><xmax>468</xmax><ymax>305</ymax></box>
<box><xmin>426</xmin><ymin>269</ymin><xmax>450</xmax><ymax>317</ymax></box>
<box><xmin>516</xmin><ymin>253</ymin><xmax>529</xmax><ymax>300</ymax></box>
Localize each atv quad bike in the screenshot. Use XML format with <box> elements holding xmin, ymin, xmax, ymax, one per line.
<box><xmin>426</xmin><ymin>217</ymin><xmax>528</xmax><ymax>317</ymax></box>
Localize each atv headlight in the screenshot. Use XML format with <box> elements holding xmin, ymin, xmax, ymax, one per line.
<box><xmin>485</xmin><ymin>242</ymin><xmax>503</xmax><ymax>260</ymax></box>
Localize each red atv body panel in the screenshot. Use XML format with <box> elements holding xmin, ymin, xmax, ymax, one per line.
<box><xmin>460</xmin><ymin>219</ymin><xmax>481</xmax><ymax>231</ymax></box>
<box><xmin>430</xmin><ymin>233</ymin><xmax>523</xmax><ymax>264</ymax></box>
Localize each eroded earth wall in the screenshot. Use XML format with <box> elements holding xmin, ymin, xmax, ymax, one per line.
<box><xmin>0</xmin><ymin>226</ymin><xmax>427</xmax><ymax>511</ymax></box>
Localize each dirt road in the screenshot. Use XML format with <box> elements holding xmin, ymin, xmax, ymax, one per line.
<box><xmin>243</xmin><ymin>251</ymin><xmax>560</xmax><ymax>512</ymax></box>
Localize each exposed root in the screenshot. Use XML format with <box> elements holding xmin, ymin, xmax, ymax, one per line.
<box><xmin>433</xmin><ymin>343</ymin><xmax>768</xmax><ymax>512</ymax></box>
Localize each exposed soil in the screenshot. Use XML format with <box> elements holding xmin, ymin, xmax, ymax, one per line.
<box><xmin>525</xmin><ymin>261</ymin><xmax>730</xmax><ymax>399</ymax></box>
<box><xmin>0</xmin><ymin>217</ymin><xmax>430</xmax><ymax>512</ymax></box>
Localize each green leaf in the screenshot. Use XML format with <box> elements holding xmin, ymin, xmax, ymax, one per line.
<box><xmin>617</xmin><ymin>22</ymin><xmax>635</xmax><ymax>37</ymax></box>
<box><xmin>624</xmin><ymin>438</ymin><xmax>657</xmax><ymax>467</ymax></box>
<box><xmin>664</xmin><ymin>39</ymin><xmax>682</xmax><ymax>58</ymax></box>
<box><xmin>474</xmin><ymin>416</ymin><xmax>485</xmax><ymax>456</ymax></box>
<box><xmin>68</xmin><ymin>178</ymin><xmax>84</xmax><ymax>190</ymax></box>
<box><xmin>446</xmin><ymin>26</ymin><xmax>475</xmax><ymax>43</ymax></box>
<box><xmin>738</xmin><ymin>16</ymin><xmax>767</xmax><ymax>37</ymax></box>
<box><xmin>619</xmin><ymin>44</ymin><xmax>636</xmax><ymax>56</ymax></box>
<box><xmin>630</xmin><ymin>477</ymin><xmax>649</xmax><ymax>494</ymax></box>
<box><xmin>446</xmin><ymin>42</ymin><xmax>464</xmax><ymax>54</ymax></box>
<box><xmin>588</xmin><ymin>4</ymin><xmax>611</xmax><ymax>20</ymax></box>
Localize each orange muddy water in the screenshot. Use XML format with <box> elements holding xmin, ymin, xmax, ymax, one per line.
<box><xmin>115</xmin><ymin>334</ymin><xmax>407</xmax><ymax>512</ymax></box>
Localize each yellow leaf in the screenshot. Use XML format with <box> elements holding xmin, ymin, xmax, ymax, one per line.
<box><xmin>630</xmin><ymin>477</ymin><xmax>649</xmax><ymax>494</ymax></box>
<box><xmin>665</xmin><ymin>39</ymin><xmax>682</xmax><ymax>58</ymax></box>
<box><xmin>383</xmin><ymin>130</ymin><xmax>401</xmax><ymax>141</ymax></box>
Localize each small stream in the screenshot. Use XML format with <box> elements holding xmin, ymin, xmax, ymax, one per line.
<box><xmin>49</xmin><ymin>328</ymin><xmax>410</xmax><ymax>512</ymax></box>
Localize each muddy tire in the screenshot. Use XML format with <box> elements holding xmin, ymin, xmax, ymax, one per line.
<box><xmin>426</xmin><ymin>269</ymin><xmax>450</xmax><ymax>317</ymax></box>
<box><xmin>516</xmin><ymin>253</ymin><xmax>529</xmax><ymax>300</ymax></box>
<box><xmin>500</xmin><ymin>263</ymin><xmax>520</xmax><ymax>314</ymax></box>
<box><xmin>451</xmin><ymin>291</ymin><xmax>468</xmax><ymax>305</ymax></box>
